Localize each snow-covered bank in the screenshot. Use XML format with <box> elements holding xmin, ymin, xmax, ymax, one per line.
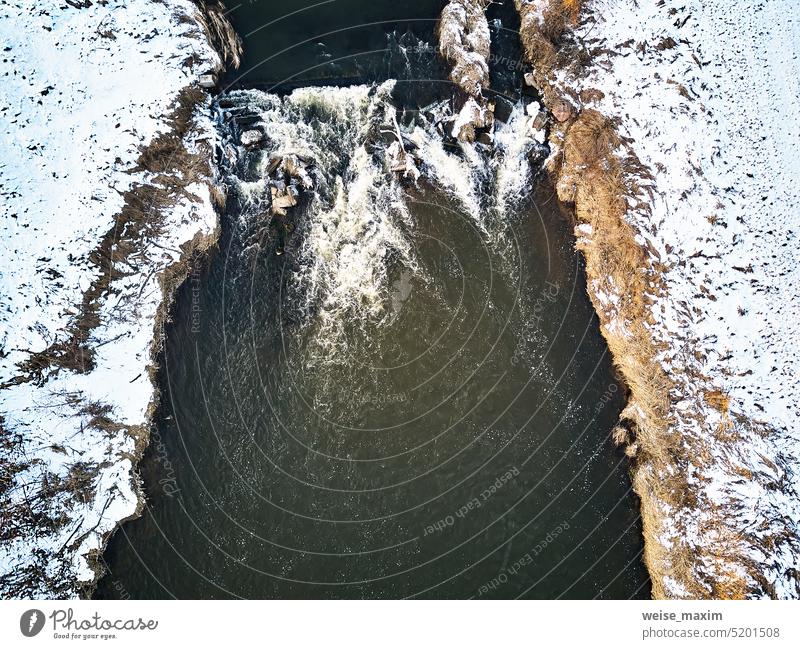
<box><xmin>438</xmin><ymin>0</ymin><xmax>494</xmax><ymax>141</ymax></box>
<box><xmin>516</xmin><ymin>0</ymin><xmax>800</xmax><ymax>597</ymax></box>
<box><xmin>0</xmin><ymin>0</ymin><xmax>234</xmax><ymax>597</ymax></box>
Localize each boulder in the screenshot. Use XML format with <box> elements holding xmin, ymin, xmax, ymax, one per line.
<box><xmin>386</xmin><ymin>140</ymin><xmax>421</xmax><ymax>181</ymax></box>
<box><xmin>552</xmin><ymin>99</ymin><xmax>574</xmax><ymax>123</ymax></box>
<box><xmin>272</xmin><ymin>193</ymin><xmax>297</xmax><ymax>210</ymax></box>
<box><xmin>282</xmin><ymin>154</ymin><xmax>313</xmax><ymax>189</ymax></box>
<box><xmin>451</xmin><ymin>97</ymin><xmax>493</xmax><ymax>142</ymax></box>
<box><xmin>532</xmin><ymin>109</ymin><xmax>548</xmax><ymax>132</ymax></box>
<box><xmin>240</xmin><ymin>129</ymin><xmax>263</xmax><ymax>146</ymax></box>
<box><xmin>198</xmin><ymin>73</ymin><xmax>216</xmax><ymax>89</ymax></box>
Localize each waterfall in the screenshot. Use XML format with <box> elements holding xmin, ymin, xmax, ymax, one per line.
<box><xmin>215</xmin><ymin>79</ymin><xmax>545</xmax><ymax>360</ymax></box>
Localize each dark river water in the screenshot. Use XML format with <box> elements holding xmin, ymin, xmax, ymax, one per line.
<box><xmin>96</xmin><ymin>0</ymin><xmax>647</xmax><ymax>599</ymax></box>
<box><xmin>224</xmin><ymin>0</ymin><xmax>449</xmax><ymax>87</ymax></box>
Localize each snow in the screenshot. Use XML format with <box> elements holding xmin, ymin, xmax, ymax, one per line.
<box><xmin>439</xmin><ymin>0</ymin><xmax>492</xmax><ymax>117</ymax></box>
<box><xmin>0</xmin><ymin>0</ymin><xmax>220</xmax><ymax>596</ymax></box>
<box><xmin>556</xmin><ymin>0</ymin><xmax>800</xmax><ymax>596</ymax></box>
<box><xmin>451</xmin><ymin>96</ymin><xmax>486</xmax><ymax>138</ymax></box>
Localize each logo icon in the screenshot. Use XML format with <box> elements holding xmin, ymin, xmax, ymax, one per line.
<box><xmin>20</xmin><ymin>609</ymin><xmax>45</xmax><ymax>637</ymax></box>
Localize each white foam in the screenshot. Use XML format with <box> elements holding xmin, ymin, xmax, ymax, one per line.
<box><xmin>224</xmin><ymin>82</ymin><xmax>538</xmax><ymax>359</ymax></box>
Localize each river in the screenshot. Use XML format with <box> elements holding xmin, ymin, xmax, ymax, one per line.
<box><xmin>96</xmin><ymin>0</ymin><xmax>647</xmax><ymax>600</ymax></box>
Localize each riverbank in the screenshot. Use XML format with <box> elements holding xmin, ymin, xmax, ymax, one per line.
<box><xmin>514</xmin><ymin>0</ymin><xmax>800</xmax><ymax>597</ymax></box>
<box><xmin>0</xmin><ymin>0</ymin><xmax>237</xmax><ymax>597</ymax></box>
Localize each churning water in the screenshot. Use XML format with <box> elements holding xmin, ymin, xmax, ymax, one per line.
<box><xmin>96</xmin><ymin>0</ymin><xmax>647</xmax><ymax>599</ymax></box>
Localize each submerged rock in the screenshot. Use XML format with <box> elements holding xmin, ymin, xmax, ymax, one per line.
<box><xmin>281</xmin><ymin>154</ymin><xmax>313</xmax><ymax>189</ymax></box>
<box><xmin>271</xmin><ymin>186</ymin><xmax>298</xmax><ymax>210</ymax></box>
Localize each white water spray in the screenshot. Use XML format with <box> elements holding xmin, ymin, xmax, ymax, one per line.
<box><xmin>219</xmin><ymin>81</ymin><xmax>542</xmax><ymax>359</ymax></box>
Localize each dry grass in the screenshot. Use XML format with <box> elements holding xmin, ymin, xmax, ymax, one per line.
<box><xmin>550</xmin><ymin>106</ymin><xmax>694</xmax><ymax>598</ymax></box>
<box><xmin>513</xmin><ymin>3</ymin><xmax>746</xmax><ymax>597</ymax></box>
<box><xmin>517</xmin><ymin>4</ymin><xmax>777</xmax><ymax>598</ymax></box>
<box><xmin>64</xmin><ymin>462</ymin><xmax>99</xmax><ymax>505</ymax></box>
<box><xmin>556</xmin><ymin>107</ymin><xmax>771</xmax><ymax>599</ymax></box>
<box><xmin>13</xmin><ymin>87</ymin><xmax>211</xmax><ymax>385</ymax></box>
<box><xmin>556</xmin><ymin>108</ymin><xmax>673</xmax><ymax>459</ymax></box>
<box><xmin>704</xmin><ymin>389</ymin><xmax>730</xmax><ymax>413</ymax></box>
<box><xmin>563</xmin><ymin>0</ymin><xmax>582</xmax><ymax>19</ymax></box>
<box><xmin>189</xmin><ymin>0</ymin><xmax>242</xmax><ymax>71</ymax></box>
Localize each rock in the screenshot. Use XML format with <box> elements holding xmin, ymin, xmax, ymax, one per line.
<box><xmin>223</xmin><ymin>143</ymin><xmax>237</xmax><ymax>165</ymax></box>
<box><xmin>387</xmin><ymin>141</ymin><xmax>403</xmax><ymax>169</ymax></box>
<box><xmin>282</xmin><ymin>154</ymin><xmax>301</xmax><ymax>176</ymax></box>
<box><xmin>265</xmin><ymin>156</ymin><xmax>282</xmax><ymax>175</ymax></box>
<box><xmin>530</xmin><ymin>123</ymin><xmax>547</xmax><ymax>145</ymax></box>
<box><xmin>532</xmin><ymin>110</ymin><xmax>548</xmax><ymax>132</ymax></box>
<box><xmin>385</xmin><ymin>112</ymin><xmax>422</xmax><ymax>181</ymax></box>
<box><xmin>438</xmin><ymin>0</ymin><xmax>491</xmax><ymax>98</ymax></box>
<box><xmin>493</xmin><ymin>96</ymin><xmax>515</xmax><ymax>124</ymax></box>
<box><xmin>552</xmin><ymin>99</ymin><xmax>574</xmax><ymax>123</ymax></box>
<box><xmin>282</xmin><ymin>154</ymin><xmax>313</xmax><ymax>189</ymax></box>
<box><xmin>272</xmin><ymin>194</ymin><xmax>297</xmax><ymax>210</ymax></box>
<box><xmin>386</xmin><ymin>141</ymin><xmax>421</xmax><ymax>181</ymax></box>
<box><xmin>240</xmin><ymin>129</ymin><xmax>263</xmax><ymax>146</ymax></box>
<box><xmin>271</xmin><ymin>186</ymin><xmax>298</xmax><ymax>209</ymax></box>
<box><xmin>198</xmin><ymin>73</ymin><xmax>216</xmax><ymax>89</ymax></box>
<box><xmin>451</xmin><ymin>97</ymin><xmax>493</xmax><ymax>142</ymax></box>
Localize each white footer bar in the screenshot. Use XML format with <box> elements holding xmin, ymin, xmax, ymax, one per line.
<box><xmin>1</xmin><ymin>600</ymin><xmax>797</xmax><ymax>648</ymax></box>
